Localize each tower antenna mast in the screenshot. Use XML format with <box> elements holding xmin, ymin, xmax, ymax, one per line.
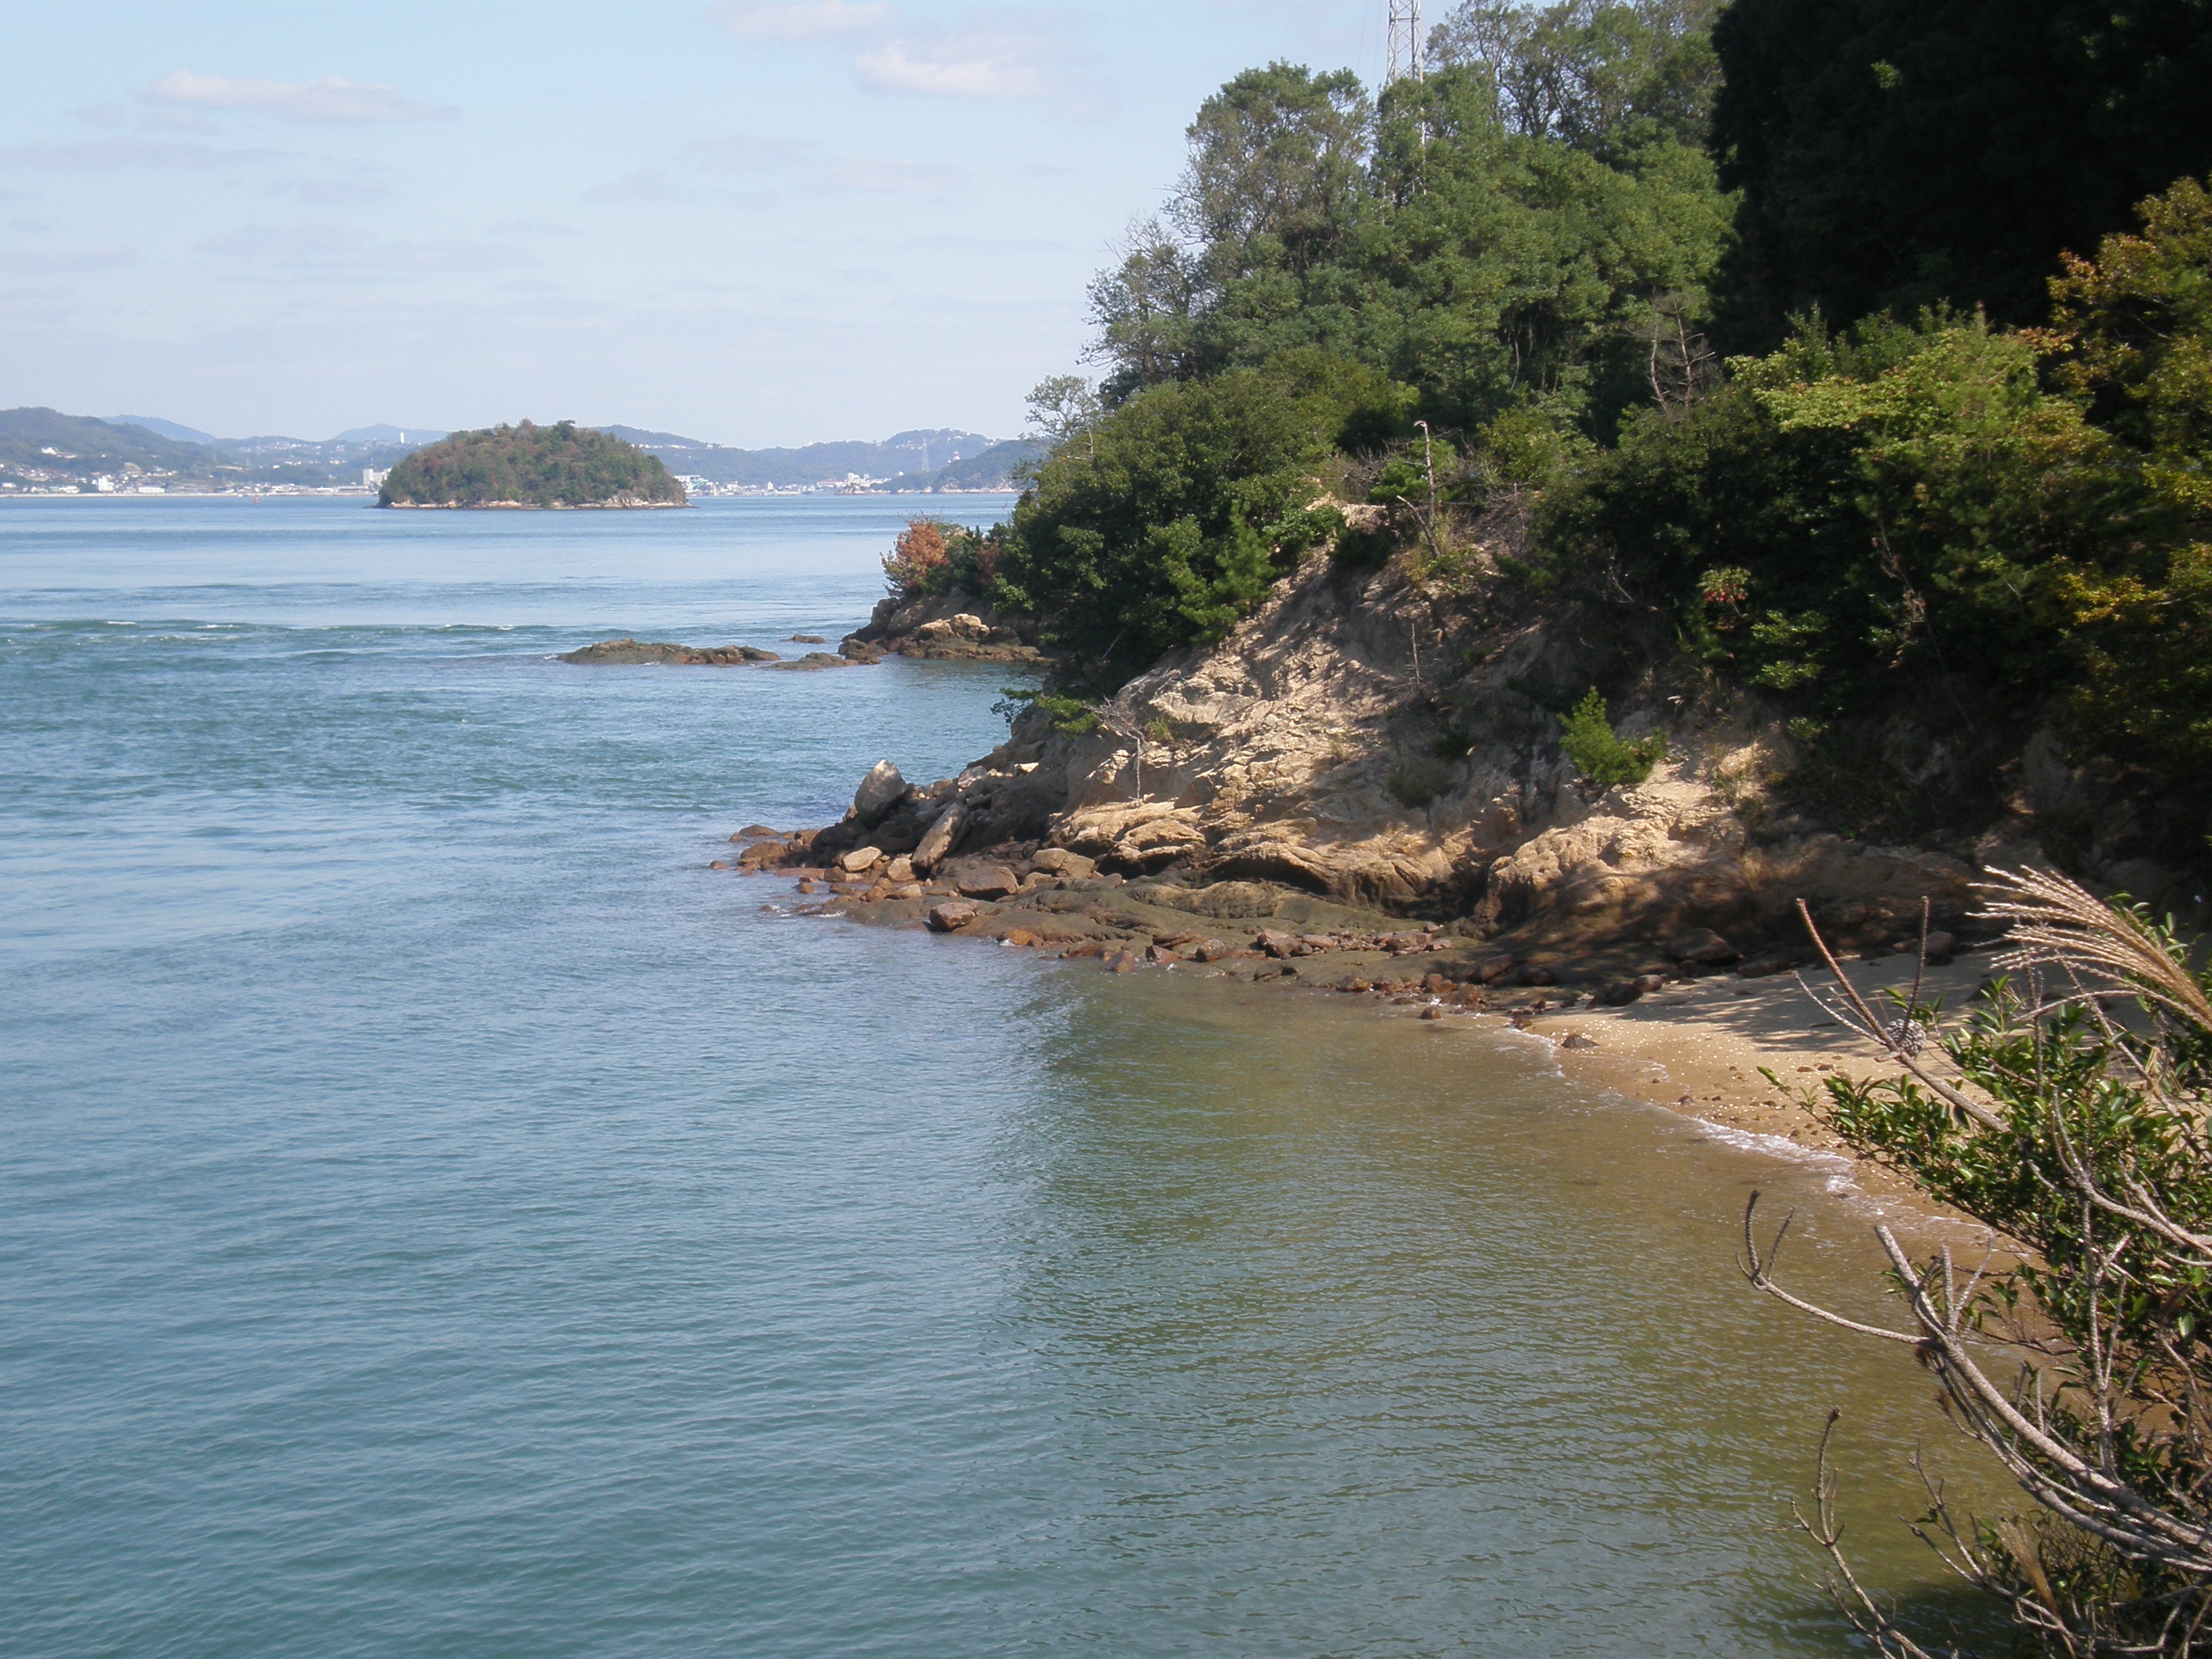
<box><xmin>1387</xmin><ymin>0</ymin><xmax>1424</xmax><ymax>85</ymax></box>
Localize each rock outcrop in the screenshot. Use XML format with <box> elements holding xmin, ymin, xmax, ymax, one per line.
<box><xmin>766</xmin><ymin>544</ymin><xmax>2207</xmax><ymax>959</ymax></box>
<box><xmin>840</xmin><ymin>588</ymin><xmax>1046</xmax><ymax>665</ymax></box>
<box><xmin>560</xmin><ymin>638</ymin><xmax>780</xmax><ymax>665</ymax></box>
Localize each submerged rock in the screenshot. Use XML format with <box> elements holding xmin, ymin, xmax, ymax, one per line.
<box><xmin>559</xmin><ymin>638</ymin><xmax>779</xmax><ymax>665</ymax></box>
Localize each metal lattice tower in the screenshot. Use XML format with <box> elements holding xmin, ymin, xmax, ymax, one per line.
<box><xmin>1387</xmin><ymin>0</ymin><xmax>1424</xmax><ymax>85</ymax></box>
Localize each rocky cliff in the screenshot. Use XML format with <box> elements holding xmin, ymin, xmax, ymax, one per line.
<box><xmin>779</xmin><ymin>545</ymin><xmax>2207</xmax><ymax>966</ymax></box>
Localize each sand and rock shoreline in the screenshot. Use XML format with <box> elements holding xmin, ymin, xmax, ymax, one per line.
<box><xmin>716</xmin><ymin>762</ymin><xmax>2005</xmax><ymax>1209</ymax></box>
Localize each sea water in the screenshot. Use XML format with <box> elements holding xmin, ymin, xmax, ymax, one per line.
<box><xmin>1</xmin><ymin>497</ymin><xmax>2001</xmax><ymax>1657</ymax></box>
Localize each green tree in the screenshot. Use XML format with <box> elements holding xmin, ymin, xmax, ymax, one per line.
<box><xmin>1708</xmin><ymin>0</ymin><xmax>2212</xmax><ymax>344</ymax></box>
<box><xmin>996</xmin><ymin>352</ymin><xmax>1408</xmax><ymax>668</ymax></box>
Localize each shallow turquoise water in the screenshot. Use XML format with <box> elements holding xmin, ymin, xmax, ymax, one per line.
<box><xmin>1</xmin><ymin>497</ymin><xmax>1999</xmax><ymax>1657</ymax></box>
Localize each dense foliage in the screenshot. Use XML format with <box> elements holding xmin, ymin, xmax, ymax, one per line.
<box><xmin>919</xmin><ymin>0</ymin><xmax>2212</xmax><ymax>809</ymax></box>
<box><xmin>1086</xmin><ymin>14</ymin><xmax>1732</xmax><ymax>438</ymax></box>
<box><xmin>1535</xmin><ymin>177</ymin><xmax>2212</xmax><ymax>791</ymax></box>
<box><xmin>882</xmin><ymin>518</ymin><xmax>1003</xmax><ymax>601</ymax></box>
<box><xmin>1753</xmin><ymin>876</ymin><xmax>2212</xmax><ymax>1656</ymax></box>
<box><xmin>1710</xmin><ymin>0</ymin><xmax>2212</xmax><ymax>344</ymax></box>
<box><xmin>994</xmin><ymin>354</ymin><xmax>1402</xmax><ymax>668</ymax></box>
<box><xmin>379</xmin><ymin>421</ymin><xmax>684</xmax><ymax>508</ymax></box>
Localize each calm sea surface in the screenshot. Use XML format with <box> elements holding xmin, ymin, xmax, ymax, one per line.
<box><xmin>2</xmin><ymin>497</ymin><xmax>2001</xmax><ymax>1657</ymax></box>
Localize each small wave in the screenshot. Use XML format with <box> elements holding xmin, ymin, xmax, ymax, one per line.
<box><xmin>1691</xmin><ymin>1115</ymin><xmax>1853</xmax><ymax>1173</ymax></box>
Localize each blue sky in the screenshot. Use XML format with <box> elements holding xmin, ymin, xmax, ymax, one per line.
<box><xmin>0</xmin><ymin>1</ymin><xmax>1396</xmax><ymax>446</ymax></box>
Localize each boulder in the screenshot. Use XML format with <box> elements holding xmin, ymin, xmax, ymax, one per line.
<box><xmin>1561</xmin><ymin>1033</ymin><xmax>1599</xmax><ymax>1050</ymax></box>
<box><xmin>1666</xmin><ymin>928</ymin><xmax>1740</xmax><ymax>966</ymax></box>
<box><xmin>1254</xmin><ymin>928</ymin><xmax>1300</xmax><ymax>958</ymax></box>
<box><xmin>1192</xmin><ymin>939</ymin><xmax>1232</xmax><ymax>962</ymax></box>
<box><xmin>926</xmin><ymin>901</ymin><xmax>979</xmax><ymax>932</ymax></box>
<box><xmin>911</xmin><ymin>804</ymin><xmax>967</xmax><ymax>874</ymax></box>
<box><xmin>1923</xmin><ymin>930</ymin><xmax>1957</xmax><ymax>966</ymax></box>
<box><xmin>1104</xmin><ymin>949</ymin><xmax>1139</xmax><ymax>973</ymax></box>
<box><xmin>914</xmin><ymin>613</ymin><xmax>991</xmax><ymax>642</ymax></box>
<box><xmin>884</xmin><ymin>855</ymin><xmax>916</xmax><ymax>884</ymax></box>
<box><xmin>1031</xmin><ymin>847</ymin><xmax>1097</xmax><ymax>879</ymax></box>
<box><xmin>838</xmin><ymin>846</ymin><xmax>884</xmax><ymax>874</ymax></box>
<box><xmin>1471</xmin><ymin>954</ymin><xmax>1517</xmax><ymax>985</ymax></box>
<box><xmin>851</xmin><ymin>761</ymin><xmax>907</xmax><ymax>826</ymax></box>
<box><xmin>1737</xmin><ymin>950</ymin><xmax>1795</xmax><ymax>979</ymax></box>
<box><xmin>731</xmin><ymin>825</ymin><xmax>782</xmax><ymax>842</ymax></box>
<box><xmin>737</xmin><ymin>840</ymin><xmax>787</xmax><ymax>869</ymax></box>
<box><xmin>1601</xmin><ymin>980</ymin><xmax>1645</xmax><ymax>1006</ymax></box>
<box><xmin>558</xmin><ymin>638</ymin><xmax>777</xmax><ymax>665</ymax></box>
<box><xmin>1514</xmin><ymin>964</ymin><xmax>1558</xmax><ymax>987</ymax></box>
<box><xmin>955</xmin><ymin>863</ymin><xmax>1022</xmax><ymax>899</ymax></box>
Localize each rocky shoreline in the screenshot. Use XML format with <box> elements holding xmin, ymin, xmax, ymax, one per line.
<box><xmin>714</xmin><ymin>759</ymin><xmax>2009</xmax><ymax>1188</ymax></box>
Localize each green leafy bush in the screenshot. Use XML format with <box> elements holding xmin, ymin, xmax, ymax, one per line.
<box><xmin>882</xmin><ymin>519</ymin><xmax>1003</xmax><ymax>601</ymax></box>
<box><xmin>1559</xmin><ymin>689</ymin><xmax>1665</xmax><ymax>785</ymax></box>
<box><xmin>992</xmin><ymin>687</ymin><xmax>1100</xmax><ymax>735</ymax></box>
<box><xmin>994</xmin><ymin>352</ymin><xmax>1403</xmax><ymax>665</ymax></box>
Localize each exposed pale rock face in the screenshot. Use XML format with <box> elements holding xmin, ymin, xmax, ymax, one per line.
<box><xmin>784</xmin><ymin>536</ymin><xmax>2199</xmax><ymax>949</ymax></box>
<box><xmin>841</xmin><ymin>589</ymin><xmax>1046</xmax><ymax>663</ymax></box>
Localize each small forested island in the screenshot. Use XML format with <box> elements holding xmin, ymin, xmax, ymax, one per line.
<box><xmin>377</xmin><ymin>420</ymin><xmax>686</xmax><ymax>509</ymax></box>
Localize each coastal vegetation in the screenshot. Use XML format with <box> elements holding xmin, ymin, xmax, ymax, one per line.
<box><xmin>923</xmin><ymin>0</ymin><xmax>2212</xmax><ymax>815</ymax></box>
<box><xmin>853</xmin><ymin>2</ymin><xmax>2212</xmax><ymax>1650</ymax></box>
<box><xmin>1750</xmin><ymin>874</ymin><xmax>2212</xmax><ymax>1657</ymax></box>
<box><xmin>377</xmin><ymin>421</ymin><xmax>684</xmax><ymax>509</ymax></box>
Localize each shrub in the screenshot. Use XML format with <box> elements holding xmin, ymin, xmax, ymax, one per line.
<box><xmin>992</xmin><ymin>687</ymin><xmax>1099</xmax><ymax>735</ymax></box>
<box><xmin>1559</xmin><ymin>689</ymin><xmax>1664</xmax><ymax>786</ymax></box>
<box><xmin>1749</xmin><ymin>870</ymin><xmax>2212</xmax><ymax>1656</ymax></box>
<box><xmin>884</xmin><ymin>520</ymin><xmax>1006</xmax><ymax>602</ymax></box>
<box><xmin>994</xmin><ymin>351</ymin><xmax>1412</xmax><ymax>665</ymax></box>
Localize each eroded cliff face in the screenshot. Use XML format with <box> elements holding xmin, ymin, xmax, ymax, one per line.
<box><xmin>798</xmin><ymin>550</ymin><xmax>2205</xmax><ymax>959</ymax></box>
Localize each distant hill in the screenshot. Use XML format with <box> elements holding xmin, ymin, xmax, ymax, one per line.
<box><xmin>1</xmin><ymin>407</ymin><xmax>216</xmax><ymax>483</ymax></box>
<box><xmin>380</xmin><ymin>421</ymin><xmax>687</xmax><ymax>509</ymax></box>
<box><xmin>333</xmin><ymin>424</ymin><xmax>446</xmax><ymax>445</ymax></box>
<box><xmin>106</xmin><ymin>414</ymin><xmax>216</xmax><ymax>445</ymax></box>
<box><xmin>3</xmin><ymin>405</ymin><xmax>1025</xmax><ymax>494</ymax></box>
<box><xmin>894</xmin><ymin>438</ymin><xmax>1048</xmax><ymax>492</ymax></box>
<box><xmin>598</xmin><ymin>425</ymin><xmax>1008</xmax><ymax>489</ymax></box>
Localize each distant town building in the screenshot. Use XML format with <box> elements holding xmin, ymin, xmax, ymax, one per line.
<box><xmin>363</xmin><ymin>468</ymin><xmax>390</xmax><ymax>488</ymax></box>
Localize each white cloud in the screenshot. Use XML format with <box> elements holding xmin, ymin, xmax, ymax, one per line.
<box><xmin>0</xmin><ymin>140</ymin><xmax>281</xmax><ymax>171</ymax></box>
<box><xmin>270</xmin><ymin>178</ymin><xmax>390</xmax><ymax>205</ymax></box>
<box><xmin>146</xmin><ymin>70</ymin><xmax>455</xmax><ymax>126</ymax></box>
<box><xmin>807</xmin><ymin>157</ymin><xmax>964</xmax><ymax>192</ymax></box>
<box><xmin>583</xmin><ymin>169</ymin><xmax>674</xmax><ymax>203</ymax></box>
<box><xmin>852</xmin><ymin>29</ymin><xmax>1061</xmax><ymax>100</ymax></box>
<box><xmin>691</xmin><ymin>135</ymin><xmax>817</xmax><ymax>173</ymax></box>
<box><xmin>708</xmin><ymin>1</ymin><xmax>892</xmax><ymax>41</ymax></box>
<box><xmin>0</xmin><ymin>243</ymin><xmax>137</xmax><ymax>273</ymax></box>
<box><xmin>201</xmin><ymin>222</ymin><xmax>532</xmax><ymax>278</ymax></box>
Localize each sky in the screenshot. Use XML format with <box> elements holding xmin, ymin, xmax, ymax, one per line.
<box><xmin>0</xmin><ymin>1</ymin><xmax>1399</xmax><ymax>447</ymax></box>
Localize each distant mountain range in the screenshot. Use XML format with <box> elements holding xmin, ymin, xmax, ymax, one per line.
<box><xmin>598</xmin><ymin>425</ymin><xmax>1046</xmax><ymax>491</ymax></box>
<box><xmin>0</xmin><ymin>407</ymin><xmax>1045</xmax><ymax>494</ymax></box>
